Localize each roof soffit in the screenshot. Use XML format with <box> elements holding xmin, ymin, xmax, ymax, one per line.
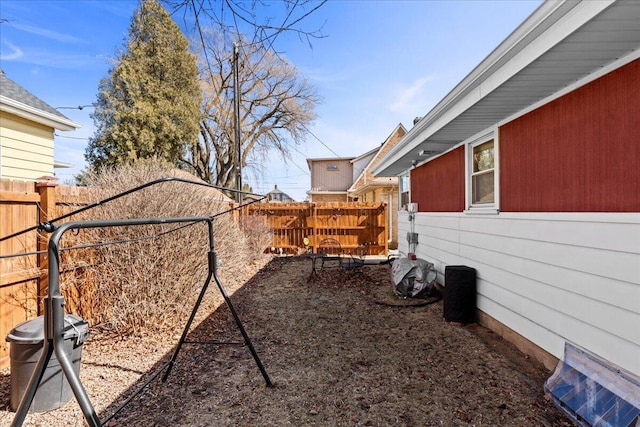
<box><xmin>350</xmin><ymin>124</ymin><xmax>407</xmax><ymax>192</ymax></box>
<box><xmin>373</xmin><ymin>0</ymin><xmax>638</xmax><ymax>177</ymax></box>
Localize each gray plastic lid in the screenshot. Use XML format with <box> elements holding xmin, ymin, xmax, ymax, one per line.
<box><xmin>6</xmin><ymin>314</ymin><xmax>88</xmax><ymax>344</ymax></box>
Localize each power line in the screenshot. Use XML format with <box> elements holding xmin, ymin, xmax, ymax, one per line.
<box><xmin>55</xmin><ymin>105</ymin><xmax>94</xmax><ymax>110</ymax></box>
<box><xmin>252</xmin><ymin>187</ymin><xmax>310</xmax><ymax>192</ymax></box>
<box><xmin>267</xmin><ymin>173</ymin><xmax>308</xmax><ymax>179</ymax></box>
<box><xmin>297</xmin><ymin>124</ymin><xmax>365</xmax><ymax>190</ymax></box>
<box><xmin>283</xmin><ymin>155</ymin><xmax>310</xmax><ymax>176</ymax></box>
<box><xmin>184</xmin><ymin>2</ymin><xmax>337</xmax><ymax>194</ymax></box>
<box><xmin>55</xmin><ymin>133</ymin><xmax>89</xmax><ymax>140</ymax></box>
<box><xmin>301</xmin><ymin>124</ymin><xmax>342</xmax><ymax>158</ymax></box>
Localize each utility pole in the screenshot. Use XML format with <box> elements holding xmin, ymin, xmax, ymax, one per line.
<box><xmin>233</xmin><ymin>43</ymin><xmax>242</xmax><ymax>203</ymax></box>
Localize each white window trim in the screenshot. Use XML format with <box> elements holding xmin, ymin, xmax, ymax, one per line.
<box><xmin>399</xmin><ymin>171</ymin><xmax>410</xmax><ymax>210</ymax></box>
<box><xmin>464</xmin><ymin>129</ymin><xmax>500</xmax><ymax>215</ymax></box>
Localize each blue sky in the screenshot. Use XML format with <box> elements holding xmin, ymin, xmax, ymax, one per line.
<box><xmin>0</xmin><ymin>0</ymin><xmax>541</xmax><ymax>201</ymax></box>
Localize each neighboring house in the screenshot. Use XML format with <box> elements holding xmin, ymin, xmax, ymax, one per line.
<box><xmin>373</xmin><ymin>0</ymin><xmax>640</xmax><ymax>385</ymax></box>
<box><xmin>0</xmin><ymin>71</ymin><xmax>80</xmax><ymax>181</ymax></box>
<box><xmin>243</xmin><ymin>193</ymin><xmax>264</xmax><ymax>204</ymax></box>
<box><xmin>266</xmin><ymin>185</ymin><xmax>295</xmax><ymax>203</ymax></box>
<box><xmin>350</xmin><ymin>147</ymin><xmax>378</xmax><ymax>189</ymax></box>
<box><xmin>306</xmin><ymin>157</ymin><xmax>354</xmax><ymax>202</ymax></box>
<box><xmin>348</xmin><ymin>123</ymin><xmax>407</xmax><ymax>249</ymax></box>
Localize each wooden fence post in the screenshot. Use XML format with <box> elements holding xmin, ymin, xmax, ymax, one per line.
<box><xmin>312</xmin><ymin>203</ymin><xmax>318</xmax><ymax>253</ymax></box>
<box><xmin>35</xmin><ymin>177</ymin><xmax>58</xmax><ymax>315</ymax></box>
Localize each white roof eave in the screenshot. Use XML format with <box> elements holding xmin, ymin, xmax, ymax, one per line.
<box><xmin>1</xmin><ymin>96</ymin><xmax>81</xmax><ymax>131</ymax></box>
<box><xmin>372</xmin><ymin>0</ymin><xmax>617</xmax><ymax>177</ymax></box>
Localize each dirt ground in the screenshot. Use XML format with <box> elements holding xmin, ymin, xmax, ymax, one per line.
<box><xmin>0</xmin><ymin>256</ymin><xmax>570</xmax><ymax>426</ymax></box>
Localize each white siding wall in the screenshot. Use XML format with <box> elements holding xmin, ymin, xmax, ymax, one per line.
<box><xmin>399</xmin><ymin>211</ymin><xmax>640</xmax><ymax>376</ymax></box>
<box><xmin>352</xmin><ymin>152</ymin><xmax>375</xmax><ymax>183</ymax></box>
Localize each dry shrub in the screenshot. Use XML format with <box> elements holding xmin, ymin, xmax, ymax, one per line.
<box><xmin>240</xmin><ymin>211</ymin><xmax>273</xmax><ymax>254</ymax></box>
<box><xmin>58</xmin><ymin>160</ymin><xmax>269</xmax><ymax>335</ymax></box>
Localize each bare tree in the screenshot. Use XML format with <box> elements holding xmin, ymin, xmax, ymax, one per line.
<box><xmin>184</xmin><ymin>32</ymin><xmax>321</xmax><ymax>189</ymax></box>
<box><xmin>161</xmin><ymin>0</ymin><xmax>326</xmax><ymax>189</ymax></box>
<box><xmin>163</xmin><ymin>0</ymin><xmax>327</xmax><ymax>51</ymax></box>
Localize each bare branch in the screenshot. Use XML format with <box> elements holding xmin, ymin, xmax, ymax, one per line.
<box><xmin>187</xmin><ymin>31</ymin><xmax>321</xmax><ymax>188</ymax></box>
<box><xmin>163</xmin><ymin>0</ymin><xmax>327</xmax><ymax>52</ymax></box>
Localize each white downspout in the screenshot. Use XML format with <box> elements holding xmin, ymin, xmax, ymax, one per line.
<box><xmin>387</xmin><ymin>190</ymin><xmax>393</xmax><ymax>243</ymax></box>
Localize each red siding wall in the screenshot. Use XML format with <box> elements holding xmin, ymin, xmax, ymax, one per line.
<box><xmin>500</xmin><ymin>59</ymin><xmax>640</xmax><ymax>212</ymax></box>
<box><xmin>411</xmin><ymin>146</ymin><xmax>465</xmax><ymax>212</ymax></box>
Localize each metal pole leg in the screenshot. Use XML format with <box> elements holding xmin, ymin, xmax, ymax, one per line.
<box><xmin>11</xmin><ymin>301</ymin><xmax>54</xmax><ymax>427</ymax></box>
<box><xmin>162</xmin><ymin>267</ymin><xmax>214</xmax><ymax>382</ymax></box>
<box><xmin>212</xmin><ymin>260</ymin><xmax>273</xmax><ymax>387</ymax></box>
<box><xmin>51</xmin><ymin>296</ymin><xmax>101</xmax><ymax>427</ymax></box>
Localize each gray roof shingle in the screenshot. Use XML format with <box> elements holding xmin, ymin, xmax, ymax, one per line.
<box><xmin>0</xmin><ymin>70</ymin><xmax>70</xmax><ymax>120</ymax></box>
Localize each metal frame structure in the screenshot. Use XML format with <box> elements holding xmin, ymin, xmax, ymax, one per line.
<box><xmin>11</xmin><ymin>216</ymin><xmax>272</xmax><ymax>426</ymax></box>
<box><xmin>3</xmin><ymin>177</ymin><xmax>272</xmax><ymax>427</ymax></box>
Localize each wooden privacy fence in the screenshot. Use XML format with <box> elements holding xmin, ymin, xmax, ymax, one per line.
<box><xmin>243</xmin><ymin>201</ymin><xmax>388</xmax><ymax>256</ymax></box>
<box><xmin>0</xmin><ymin>178</ymin><xmax>90</xmax><ymax>368</ymax></box>
<box><xmin>1</xmin><ymin>180</ymin><xmax>388</xmax><ymax>368</ymax></box>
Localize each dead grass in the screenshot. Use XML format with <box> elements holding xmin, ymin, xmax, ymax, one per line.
<box><xmin>0</xmin><ymin>257</ymin><xmax>570</xmax><ymax>426</ymax></box>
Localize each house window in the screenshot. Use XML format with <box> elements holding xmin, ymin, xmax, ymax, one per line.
<box><xmin>327</xmin><ymin>165</ymin><xmax>338</xmax><ymax>171</ymax></box>
<box><xmin>466</xmin><ymin>133</ymin><xmax>498</xmax><ymax>212</ymax></box>
<box><xmin>400</xmin><ymin>173</ymin><xmax>410</xmax><ymax>209</ymax></box>
<box><xmin>472</xmin><ymin>140</ymin><xmax>494</xmax><ymax>204</ymax></box>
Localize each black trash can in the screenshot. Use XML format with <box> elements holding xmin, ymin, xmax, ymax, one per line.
<box><xmin>6</xmin><ymin>314</ymin><xmax>88</xmax><ymax>413</ymax></box>
<box><xmin>444</xmin><ymin>265</ymin><xmax>476</xmax><ymax>323</ymax></box>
